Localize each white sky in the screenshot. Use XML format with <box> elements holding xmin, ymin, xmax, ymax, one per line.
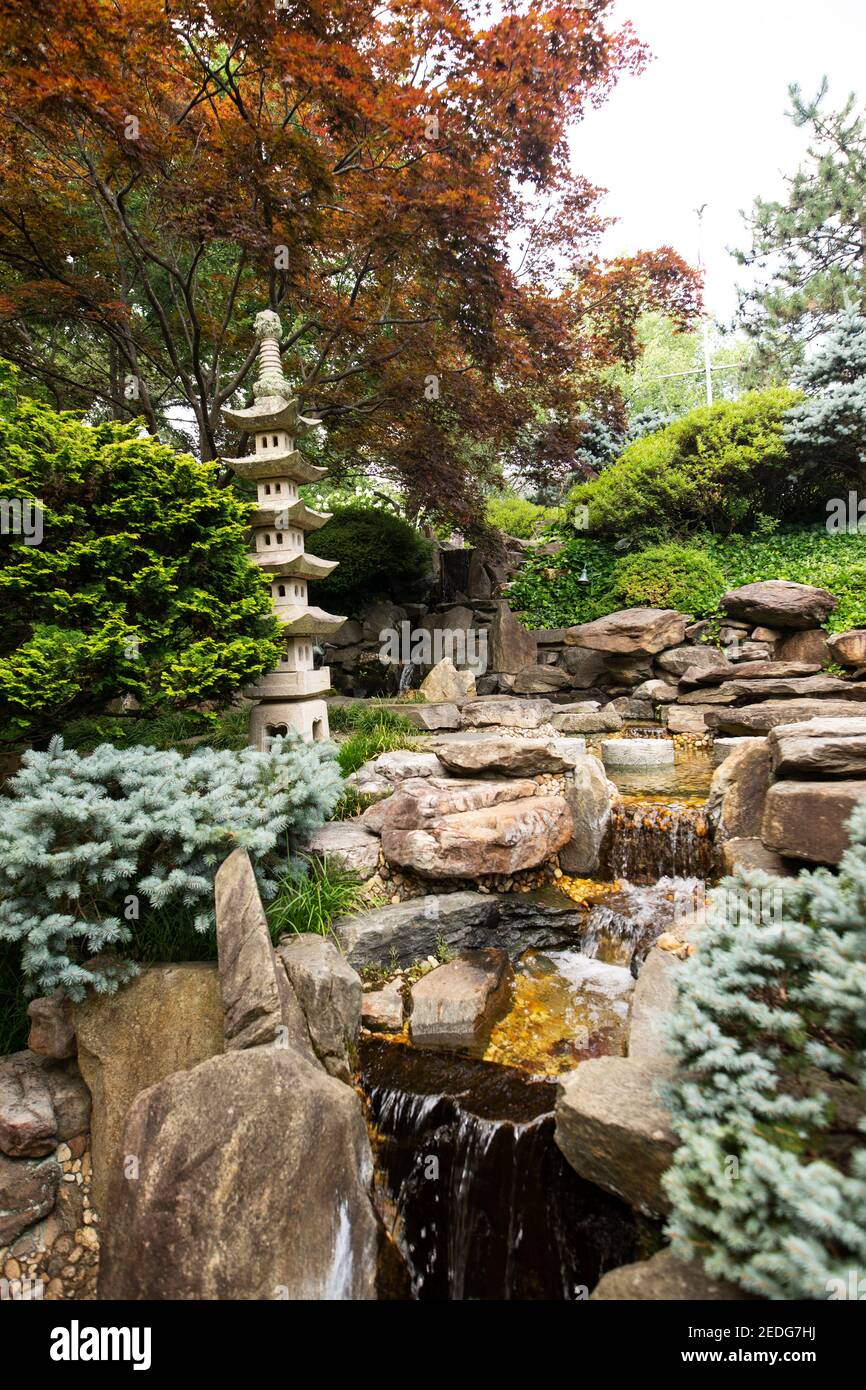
<box><xmin>570</xmin><ymin>0</ymin><xmax>866</xmax><ymax>322</ymax></box>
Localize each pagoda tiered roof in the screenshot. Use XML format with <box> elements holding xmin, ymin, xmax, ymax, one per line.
<box><xmin>223</xmin><ymin>449</ymin><xmax>327</xmax><ymax>485</ymax></box>
<box><xmin>221</xmin><ymin>395</ymin><xmax>299</xmax><ymax>434</ymax></box>
<box><xmin>249</xmin><ymin>551</ymin><xmax>338</xmax><ymax>582</ymax></box>
<box><xmin>275</xmin><ymin>605</ymin><xmax>347</xmax><ymax>638</ymax></box>
<box><xmin>247</xmin><ymin>500</ymin><xmax>332</xmax><ymax>532</ymax></box>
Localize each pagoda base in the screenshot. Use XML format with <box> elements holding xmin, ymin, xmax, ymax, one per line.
<box><xmin>250</xmin><ymin>698</ymin><xmax>330</xmax><ymax>749</ymax></box>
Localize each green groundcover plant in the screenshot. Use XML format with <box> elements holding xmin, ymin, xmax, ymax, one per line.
<box><xmin>0</xmin><ymin>733</ymin><xmax>342</xmax><ymax>1000</ymax></box>
<box><xmin>0</xmin><ymin>392</ymin><xmax>282</xmax><ymax>746</ymax></box>
<box><xmin>663</xmin><ymin>806</ymin><xmax>866</xmax><ymax>1300</ymax></box>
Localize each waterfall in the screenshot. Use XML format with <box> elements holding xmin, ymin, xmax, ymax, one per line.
<box><xmin>361</xmin><ymin>1038</ymin><xmax>640</xmax><ymax>1301</ymax></box>
<box><xmin>607</xmin><ymin>800</ymin><xmax>717</xmax><ymax>884</ymax></box>
<box><xmin>397</xmin><ymin>660</ymin><xmax>417</xmax><ymax>694</ymax></box>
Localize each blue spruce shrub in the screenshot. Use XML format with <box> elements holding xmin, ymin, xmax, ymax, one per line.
<box><xmin>663</xmin><ymin>808</ymin><xmax>866</xmax><ymax>1299</ymax></box>
<box><xmin>0</xmin><ymin>734</ymin><xmax>342</xmax><ymax>1000</ymax></box>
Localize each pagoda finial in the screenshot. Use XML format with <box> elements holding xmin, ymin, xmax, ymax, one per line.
<box><xmin>252</xmin><ymin>308</ymin><xmax>290</xmax><ymax>400</ymax></box>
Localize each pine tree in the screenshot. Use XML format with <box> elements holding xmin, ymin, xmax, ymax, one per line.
<box><xmin>784</xmin><ymin>311</ymin><xmax>866</xmax><ymax>495</ymax></box>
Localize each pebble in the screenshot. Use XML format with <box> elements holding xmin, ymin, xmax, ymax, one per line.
<box><xmin>4</xmin><ymin>1257</ymin><xmax>21</xmax><ymax>1280</ymax></box>
<box><xmin>56</xmin><ymin>1143</ymin><xmax>72</xmax><ymax>1163</ymax></box>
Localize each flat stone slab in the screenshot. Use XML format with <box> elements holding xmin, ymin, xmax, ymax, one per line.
<box><xmin>721</xmin><ymin>579</ymin><xmax>837</xmax><ymax>629</ymax></box>
<box><xmin>361</xmin><ymin>776</ymin><xmax>538</xmax><ymax>833</ymax></box>
<box><xmin>591</xmin><ymin>1246</ymin><xmax>749</xmax><ymax>1301</ymax></box>
<box><xmin>564</xmin><ymin>608</ymin><xmax>687</xmax><ymax>655</ymax></box>
<box><xmin>767</xmin><ymin>716</ymin><xmax>866</xmax><ymax>777</ymax></box>
<box><xmin>684</xmin><ymin>659</ymin><xmax>821</xmax><ymax>687</ymax></box>
<box><xmin>601</xmin><ymin>738</ymin><xmax>675</xmax><ymax>769</ymax></box>
<box><xmin>361</xmin><ymin>979</ymin><xmax>406</xmax><ymax>1033</ymax></box>
<box><xmin>552</xmin><ymin>709</ymin><xmax>622</xmax><ymax>734</ymax></box>
<box><xmin>300</xmin><ymin>821</ymin><xmax>381</xmax><ymax>879</ymax></box>
<box><xmin>707</xmin><ymin>699</ymin><xmax>866</xmax><ymax>736</ymax></box>
<box><xmin>410</xmin><ymin>949</ymin><xmax>513</xmax><ymax>1049</ymax></box>
<box><xmin>460</xmin><ymin>697</ymin><xmax>553</xmax><ymax>730</ymax></box>
<box><xmin>760</xmin><ymin>779</ymin><xmax>866</xmax><ymax>865</ymax></box>
<box><xmin>435</xmin><ymin>736</ymin><xmax>584</xmax><ymax>776</ymax></box>
<box><xmin>381</xmin><ymin>795</ymin><xmax>572</xmax><ymax>878</ymax></box>
<box><xmin>334</xmin><ymin>892</ymin><xmax>500</xmax><ymax>969</ymax></box>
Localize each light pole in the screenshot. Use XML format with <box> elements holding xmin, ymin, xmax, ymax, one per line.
<box><xmin>696</xmin><ymin>204</ymin><xmax>713</xmax><ymax>406</ymax></box>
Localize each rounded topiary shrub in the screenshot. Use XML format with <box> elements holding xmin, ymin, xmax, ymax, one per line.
<box><xmin>308</xmin><ymin>506</ymin><xmax>431</xmax><ymax>614</ymax></box>
<box><xmin>612</xmin><ymin>543</ymin><xmax>725</xmax><ymax>617</ymax></box>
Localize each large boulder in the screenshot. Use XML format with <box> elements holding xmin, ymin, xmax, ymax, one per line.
<box><xmin>778</xmin><ymin>628</ymin><xmax>832</xmax><ymax>665</ymax></box>
<box><xmin>512</xmin><ymin>664</ymin><xmax>571</xmax><ymax>694</ymax></box>
<box><xmin>827</xmin><ymin>629</ymin><xmax>866</xmax><ymax>667</ymax></box>
<box><xmin>713</xmin><ymin>675</ymin><xmax>866</xmax><ymax>704</ymax></box>
<box><xmin>768</xmin><ymin>716</ymin><xmax>866</xmax><ymax>778</ymax></box>
<box><xmin>721</xmin><ymin>580</ymin><xmax>837</xmax><ymax>630</ymax></box>
<box><xmin>558</xmin><ymin>646</ymin><xmax>608</xmax><ymax>687</ymax></box>
<box><xmin>565</xmin><ymin>608</ymin><xmax>687</xmax><ymax>656</ymax></box>
<box><xmin>706</xmin><ymin>739</ymin><xmax>772</xmax><ymax>840</ymax></box>
<box><xmin>74</xmin><ymin>962</ymin><xmax>225</xmax><ymax>1215</ymax></box>
<box><xmin>488</xmin><ymin>601</ymin><xmax>537</xmax><ymax>674</ymax></box>
<box><xmin>657</xmin><ymin>644</ymin><xmax>731</xmax><ymax>680</ymax></box>
<box><xmin>761</xmin><ymin>780</ymin><xmax>866</xmax><ymax>865</ymax></box>
<box><xmin>334</xmin><ymin>893</ymin><xmax>499</xmax><ymax>969</ymax></box>
<box><xmin>0</xmin><ymin>1152</ymin><xmax>61</xmax><ymax>1246</ymax></box>
<box><xmin>706</xmin><ymin>699</ymin><xmax>866</xmax><ymax>736</ymax></box>
<box><xmin>555</xmin><ymin>1057</ymin><xmax>676</xmax><ymax>1217</ymax></box>
<box><xmin>0</xmin><ymin>1053</ymin><xmax>57</xmax><ymax>1158</ymax></box>
<box><xmin>419</xmin><ymin>657</ymin><xmax>475</xmax><ymax>703</ymax></box>
<box><xmin>460</xmin><ymin>697</ymin><xmax>551</xmax><ymax>730</ymax></box>
<box><xmin>276</xmin><ymin>935</ymin><xmax>362</xmax><ymax>1083</ymax></box>
<box><xmin>98</xmin><ymin>1047</ymin><xmax>379</xmax><ymax>1300</ymax></box>
<box><xmin>720</xmin><ymin>838</ymin><xmax>795</xmax><ymax>877</ymax></box>
<box><xmin>361</xmin><ymin>775</ymin><xmax>537</xmax><ymax>832</ymax></box>
<box><xmin>560</xmin><ymin>757</ymin><xmax>616</xmax><ymax>876</ymax></box>
<box><xmin>591</xmin><ymin>1246</ymin><xmax>748</xmax><ymax>1301</ymax></box>
<box><xmin>409</xmin><ymin>949</ymin><xmax>513</xmax><ymax>1049</ymax></box>
<box><xmin>382</xmin><ymin>795</ymin><xmax>572</xmax><ymax>878</ymax></box>
<box><xmin>435</xmin><ymin>736</ymin><xmax>582</xmax><ymax>777</ymax></box>
<box><xmin>682</xmin><ymin>659</ymin><xmax>821</xmax><ymax>687</ymax></box>
<box><xmin>215</xmin><ymin>848</ymin><xmax>310</xmax><ymax>1055</ymax></box>
<box><xmin>349</xmin><ymin>749</ymin><xmax>445</xmax><ymax>785</ymax></box>
<box><xmin>299</xmin><ymin>821</ymin><xmax>381</xmax><ymax>879</ymax></box>
<box><xmin>552</xmin><ymin>708</ymin><xmax>623</xmax><ymax>734</ymax></box>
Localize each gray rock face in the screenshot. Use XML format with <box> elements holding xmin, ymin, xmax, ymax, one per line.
<box><xmin>397</xmin><ymin>701</ymin><xmax>461</xmax><ymax>731</ymax></box>
<box><xmin>558</xmin><ymin>646</ymin><xmax>608</xmax><ymax>687</ymax></box>
<box><xmin>335</xmin><ymin>892</ymin><xmax>500</xmax><ymax>969</ymax></box>
<box><xmin>552</xmin><ymin>708</ymin><xmax>623</xmax><ymax>734</ymax></box>
<box><xmin>300</xmin><ymin>821</ymin><xmax>381</xmax><ymax>879</ymax></box>
<box><xmin>721</xmin><ymin>580</ymin><xmax>837</xmax><ymax>630</ymax></box>
<box><xmin>215</xmin><ymin>847</ymin><xmax>310</xmax><ymax>1054</ymax></box>
<box><xmin>827</xmin><ymin>629</ymin><xmax>866</xmax><ymax>667</ymax></box>
<box><xmin>627</xmin><ymin>947</ymin><xmax>682</xmax><ymax>1062</ymax></box>
<box><xmin>591</xmin><ymin>1246</ymin><xmax>748</xmax><ymax>1301</ymax></box>
<box><xmin>707</xmin><ymin>739</ymin><xmax>772</xmax><ymax>840</ymax></box>
<box><xmin>0</xmin><ymin>1152</ymin><xmax>61</xmax><ymax>1246</ymax></box>
<box><xmin>98</xmin><ymin>1047</ymin><xmax>379</xmax><ymax>1300</ymax></box>
<box><xmin>435</xmin><ymin>736</ymin><xmax>582</xmax><ymax>777</ymax></box>
<box><xmin>768</xmin><ymin>716</ymin><xmax>866</xmax><ymax>777</ymax></box>
<box><xmin>460</xmin><ymin>697</ymin><xmax>551</xmax><ymax>730</ymax></box>
<box><xmin>555</xmin><ymin>1057</ymin><xmax>677</xmax><ymax>1217</ymax></box>
<box><xmin>666</xmin><ymin>704</ymin><xmax>718</xmax><ymax>735</ymax></box>
<box><xmin>632</xmin><ymin>679</ymin><xmax>680</xmax><ymax>703</ymax></box>
<box><xmin>761</xmin><ymin>780</ymin><xmax>866</xmax><ymax>865</ymax></box>
<box><xmin>361</xmin><ymin>980</ymin><xmax>406</xmax><ymax>1033</ymax></box>
<box><xmin>658</xmin><ymin>644</ymin><xmax>731</xmax><ymax>679</ymax></box>
<box><xmin>488</xmin><ymin>601</ymin><xmax>538</xmax><ymax>673</ymax></box>
<box><xmin>276</xmin><ymin>935</ymin><xmax>363</xmax><ymax>1082</ymax></box>
<box><xmin>720</xmin><ymin>838</ymin><xmax>795</xmax><ymax>877</ymax></box>
<box><xmin>512</xmin><ymin>664</ymin><xmax>570</xmax><ymax>693</ymax></box>
<box><xmin>683</xmin><ymin>659</ymin><xmax>821</xmax><ymax>687</ymax></box>
<box><xmin>601</xmin><ymin>739</ymin><xmax>675</xmax><ymax>769</ymax></box>
<box><xmin>350</xmin><ymin>749</ymin><xmax>445</xmax><ymax>784</ymax></box>
<box><xmin>715</xmin><ymin>675</ymin><xmax>866</xmax><ymax>703</ymax></box>
<box><xmin>26</xmin><ymin>992</ymin><xmax>76</xmax><ymax>1061</ymax></box>
<box><xmin>409</xmin><ymin>949</ymin><xmax>513</xmax><ymax>1049</ymax></box>
<box><xmin>706</xmin><ymin>699</ymin><xmax>866</xmax><ymax>736</ymax></box>
<box><xmin>560</xmin><ymin>757</ymin><xmax>615</xmax><ymax>876</ymax></box>
<box><xmin>0</xmin><ymin>1052</ymin><xmax>57</xmax><ymax>1157</ymax></box>
<box><xmin>565</xmin><ymin>608</ymin><xmax>687</xmax><ymax>656</ymax></box>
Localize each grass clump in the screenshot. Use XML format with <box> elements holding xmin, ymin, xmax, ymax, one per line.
<box><xmin>330</xmin><ymin>703</ymin><xmax>419</xmax><ymax>776</ymax></box>
<box><xmin>266</xmin><ymin>857</ymin><xmax>371</xmax><ymax>940</ymax></box>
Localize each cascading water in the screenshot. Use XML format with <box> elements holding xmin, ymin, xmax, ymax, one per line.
<box><xmin>397</xmin><ymin>660</ymin><xmax>417</xmax><ymax>694</ymax></box>
<box><xmin>607</xmin><ymin>800</ymin><xmax>717</xmax><ymax>884</ymax></box>
<box><xmin>361</xmin><ymin>1038</ymin><xmax>642</xmax><ymax>1301</ymax></box>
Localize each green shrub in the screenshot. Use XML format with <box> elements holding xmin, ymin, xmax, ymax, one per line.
<box><xmin>0</xmin><ymin>734</ymin><xmax>341</xmax><ymax>999</ymax></box>
<box><xmin>611</xmin><ymin>544</ymin><xmax>726</xmax><ymax>617</ymax></box>
<box><xmin>663</xmin><ymin>802</ymin><xmax>866</xmax><ymax>1299</ymax></box>
<box><xmin>567</xmin><ymin>389</ymin><xmax>807</xmax><ymax>542</ymax></box>
<box><xmin>485</xmin><ymin>494</ymin><xmax>562</xmax><ymax>539</ymax></box>
<box><xmin>266</xmin><ymin>857</ymin><xmax>370</xmax><ymax>940</ymax></box>
<box><xmin>308</xmin><ymin>505</ymin><xmax>431</xmax><ymax>615</ymax></box>
<box><xmin>0</xmin><ymin>396</ymin><xmax>281</xmax><ymax>747</ymax></box>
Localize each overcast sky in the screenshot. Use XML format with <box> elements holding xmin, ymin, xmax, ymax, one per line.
<box><xmin>569</xmin><ymin>0</ymin><xmax>866</xmax><ymax>322</ymax></box>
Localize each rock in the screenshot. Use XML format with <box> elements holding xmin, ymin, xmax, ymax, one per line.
<box><xmin>215</xmin><ymin>848</ymin><xmax>310</xmax><ymax>1054</ymax></box>
<box><xmin>74</xmin><ymin>962</ymin><xmax>225</xmax><ymax>1216</ymax></box>
<box><xmin>352</xmin><ymin>749</ymin><xmax>445</xmax><ymax>784</ymax></box>
<box><xmin>828</xmin><ymin>629</ymin><xmax>866</xmax><ymax>667</ymax></box>
<box><xmin>460</xmin><ymin>697</ymin><xmax>551</xmax><ymax>730</ymax></box>
<box><xmin>751</xmin><ymin>625</ymin><xmax>784</xmax><ymax>643</ymax></box>
<box><xmin>98</xmin><ymin>1047</ymin><xmax>379</xmax><ymax>1300</ymax></box>
<box><xmin>0</xmin><ymin>1153</ymin><xmax>61</xmax><ymax>1245</ymax></box>
<box><xmin>334</xmin><ymin>893</ymin><xmax>500</xmax><ymax>969</ymax></box>
<box><xmin>361</xmin><ymin>980</ymin><xmax>406</xmax><ymax>1033</ymax></box>
<box><xmin>300</xmin><ymin>822</ymin><xmax>382</xmax><ymax>879</ymax></box>
<box><xmin>657</xmin><ymin>645</ymin><xmax>731</xmax><ymax>679</ymax></box>
<box><xmin>391</xmin><ymin>701</ymin><xmax>461</xmax><ymax>732</ymax></box>
<box><xmin>601</xmin><ymin>739</ymin><xmax>675</xmax><ymax>769</ymax></box>
<box><xmin>714</xmin><ymin>675</ymin><xmax>866</xmax><ymax>703</ymax></box>
<box><xmin>276</xmin><ymin>935</ymin><xmax>362</xmax><ymax>1083</ymax></box>
<box><xmin>768</xmin><ymin>716</ymin><xmax>866</xmax><ymax>777</ymax></box>
<box><xmin>706</xmin><ymin>739</ymin><xmax>772</xmax><ymax>840</ymax></box>
<box><xmin>552</xmin><ymin>708</ymin><xmax>623</xmax><ymax>734</ymax></box>
<box><xmin>488</xmin><ymin>601</ymin><xmax>537</xmax><ymax>674</ymax></box>
<box><xmin>761</xmin><ymin>780</ymin><xmax>866</xmax><ymax>865</ymax></box>
<box><xmin>706</xmin><ymin>699</ymin><xmax>866</xmax><ymax>736</ymax></box>
<box><xmin>720</xmin><ymin>838</ymin><xmax>796</xmax><ymax>877</ymax></box>
<box><xmin>683</xmin><ymin>659</ymin><xmax>821</xmax><ymax>687</ymax></box>
<box><xmin>512</xmin><ymin>664</ymin><xmax>570</xmax><ymax>694</ymax></box>
<box><xmin>558</xmin><ymin>646</ymin><xmax>608</xmax><ymax>687</ymax></box>
<box><xmin>778</xmin><ymin>628</ymin><xmax>832</xmax><ymax>666</ymax></box>
<box><xmin>565</xmin><ymin>609</ymin><xmax>687</xmax><ymax>656</ymax></box>
<box><xmin>362</xmin><ymin>775</ymin><xmax>538</xmax><ymax>833</ymax></box>
<box><xmin>677</xmin><ymin>685</ymin><xmax>739</xmax><ymax>705</ymax></box>
<box><xmin>627</xmin><ymin>946</ymin><xmax>686</xmax><ymax>1062</ymax></box>
<box><xmin>665</xmin><ymin>704</ymin><xmax>718</xmax><ymax>735</ymax></box>
<box><xmin>0</xmin><ymin>1053</ymin><xmax>58</xmax><ymax>1158</ymax></box>
<box><xmin>560</xmin><ymin>757</ymin><xmax>615</xmax><ymax>875</ymax></box>
<box><xmin>329</xmin><ymin>618</ymin><xmax>364</xmax><ymax>648</ymax></box>
<box><xmin>27</xmin><ymin>993</ymin><xmax>76</xmax><ymax>1061</ymax></box>
<box><xmin>632</xmin><ymin>679</ymin><xmax>680</xmax><ymax>703</ymax></box>
<box><xmin>420</xmin><ymin>657</ymin><xmax>476</xmax><ymax>703</ymax></box>
<box><xmin>360</xmin><ymin>599</ymin><xmax>407</xmax><ymax>642</ymax></box>
<box><xmin>721</xmin><ymin>580</ymin><xmax>837</xmax><ymax>630</ymax></box>
<box><xmin>712</xmin><ymin>735</ymin><xmax>761</xmax><ymax>763</ymax></box>
<box><xmin>608</xmin><ymin>697</ymin><xmax>654</xmax><ymax>721</ymax></box>
<box><xmin>435</xmin><ymin>736</ymin><xmax>582</xmax><ymax>777</ymax></box>
<box><xmin>730</xmin><ymin>640</ymin><xmax>773</xmax><ymax>662</ymax></box>
<box><xmin>555</xmin><ymin>1057</ymin><xmax>676</xmax><ymax>1216</ymax></box>
<box><xmin>42</xmin><ymin>1067</ymin><xmax>91</xmax><ymax>1143</ymax></box>
<box><xmin>382</xmin><ymin>795</ymin><xmax>572</xmax><ymax>879</ymax></box>
<box><xmin>409</xmin><ymin>949</ymin><xmax>513</xmax><ymax>1049</ymax></box>
<box><xmin>591</xmin><ymin>1246</ymin><xmax>748</xmax><ymax>1301</ymax></box>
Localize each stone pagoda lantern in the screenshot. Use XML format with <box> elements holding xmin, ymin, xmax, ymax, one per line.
<box><xmin>221</xmin><ymin>309</ymin><xmax>345</xmax><ymax>747</ymax></box>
